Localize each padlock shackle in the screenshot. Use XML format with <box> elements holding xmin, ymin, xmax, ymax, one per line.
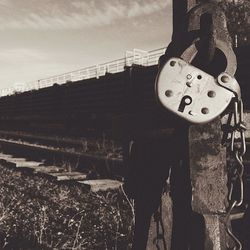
<box><xmin>183</xmin><ymin>2</ymin><xmax>237</xmax><ymax>75</ymax></box>
<box><xmin>187</xmin><ymin>2</ymin><xmax>216</xmax><ymax>32</ymax></box>
<box><xmin>216</xmin><ymin>40</ymin><xmax>237</xmax><ymax>76</ymax></box>
<box><xmin>180</xmin><ymin>38</ymin><xmax>237</xmax><ymax>76</ymax></box>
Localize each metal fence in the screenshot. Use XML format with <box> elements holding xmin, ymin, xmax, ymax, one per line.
<box><xmin>0</xmin><ymin>47</ymin><xmax>166</xmax><ymax>97</ymax></box>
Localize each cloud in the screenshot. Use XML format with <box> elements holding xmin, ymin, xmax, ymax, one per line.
<box><xmin>0</xmin><ymin>0</ymin><xmax>171</xmax><ymax>30</ymax></box>
<box><xmin>0</xmin><ymin>49</ymin><xmax>48</xmax><ymax>63</ymax></box>
<box><xmin>0</xmin><ymin>0</ymin><xmax>11</xmax><ymax>7</ymax></box>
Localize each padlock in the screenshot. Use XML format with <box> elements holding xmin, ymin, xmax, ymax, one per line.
<box><xmin>155</xmin><ymin>57</ymin><xmax>239</xmax><ymax>124</ymax></box>
<box><xmin>155</xmin><ymin>2</ymin><xmax>241</xmax><ymax>124</ymax></box>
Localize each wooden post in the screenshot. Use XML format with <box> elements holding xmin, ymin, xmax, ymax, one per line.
<box><xmin>145</xmin><ymin>0</ymin><xmax>249</xmax><ymax>247</ymax></box>
<box><xmin>189</xmin><ymin>119</ymin><xmax>228</xmax><ymax>249</ymax></box>
<box><xmin>147</xmin><ymin>0</ymin><xmax>230</xmax><ymax>249</ymax></box>
<box><xmin>187</xmin><ymin>0</ymin><xmax>231</xmax><ymax>248</ymax></box>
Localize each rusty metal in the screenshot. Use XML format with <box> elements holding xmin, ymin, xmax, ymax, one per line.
<box><xmin>181</xmin><ymin>2</ymin><xmax>237</xmax><ymax>75</ymax></box>
<box><xmin>222</xmin><ymin>97</ymin><xmax>246</xmax><ymax>249</ymax></box>
<box><xmin>225</xmin><ymin>201</ymin><xmax>243</xmax><ymax>250</ymax></box>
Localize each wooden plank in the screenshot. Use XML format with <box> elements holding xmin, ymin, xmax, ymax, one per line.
<box><xmin>57</xmin><ymin>175</ymin><xmax>87</xmax><ymax>181</ymax></box>
<box><xmin>0</xmin><ymin>153</ymin><xmax>26</xmax><ymax>163</ymax></box>
<box><xmin>0</xmin><ymin>154</ymin><xmax>43</xmax><ymax>170</ymax></box>
<box><xmin>0</xmin><ymin>153</ymin><xmax>13</xmax><ymax>159</ymax></box>
<box><xmin>33</xmin><ymin>165</ymin><xmax>63</xmax><ymax>174</ymax></box>
<box><xmin>0</xmin><ymin>156</ymin><xmax>27</xmax><ymax>168</ymax></box>
<box><xmin>78</xmin><ymin>179</ymin><xmax>122</xmax><ymax>192</ymax></box>
<box><xmin>41</xmin><ymin>171</ymin><xmax>87</xmax><ymax>181</ymax></box>
<box><xmin>56</xmin><ymin>174</ymin><xmax>87</xmax><ymax>181</ymax></box>
<box><xmin>15</xmin><ymin>161</ymin><xmax>42</xmax><ymax>168</ymax></box>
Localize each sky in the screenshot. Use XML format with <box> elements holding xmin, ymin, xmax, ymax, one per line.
<box><xmin>0</xmin><ymin>0</ymin><xmax>173</xmax><ymax>90</ymax></box>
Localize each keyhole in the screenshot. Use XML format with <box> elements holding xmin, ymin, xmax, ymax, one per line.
<box><xmin>178</xmin><ymin>95</ymin><xmax>192</xmax><ymax>113</ymax></box>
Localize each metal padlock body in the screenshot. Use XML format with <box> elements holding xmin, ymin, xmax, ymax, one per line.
<box><xmin>155</xmin><ymin>57</ymin><xmax>234</xmax><ymax>124</ymax></box>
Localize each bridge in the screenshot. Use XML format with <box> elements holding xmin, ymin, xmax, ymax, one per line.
<box><xmin>0</xmin><ymin>47</ymin><xmax>166</xmax><ymax>97</ymax></box>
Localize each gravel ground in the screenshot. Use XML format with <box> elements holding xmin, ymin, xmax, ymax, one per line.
<box><xmin>0</xmin><ymin>165</ymin><xmax>133</xmax><ymax>249</ymax></box>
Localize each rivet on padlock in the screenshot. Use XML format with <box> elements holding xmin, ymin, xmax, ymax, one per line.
<box><xmin>170</xmin><ymin>60</ymin><xmax>176</xmax><ymax>67</ymax></box>
<box><xmin>221</xmin><ymin>75</ymin><xmax>230</xmax><ymax>83</ymax></box>
<box><xmin>208</xmin><ymin>91</ymin><xmax>216</xmax><ymax>98</ymax></box>
<box><xmin>201</xmin><ymin>107</ymin><xmax>209</xmax><ymax>114</ymax></box>
<box><xmin>165</xmin><ymin>90</ymin><xmax>173</xmax><ymax>97</ymax></box>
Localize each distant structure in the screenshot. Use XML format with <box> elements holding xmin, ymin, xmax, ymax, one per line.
<box><xmin>0</xmin><ymin>48</ymin><xmax>166</xmax><ymax>97</ymax></box>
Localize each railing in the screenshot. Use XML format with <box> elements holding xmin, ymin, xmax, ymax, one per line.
<box><xmin>0</xmin><ymin>47</ymin><xmax>166</xmax><ymax>97</ymax></box>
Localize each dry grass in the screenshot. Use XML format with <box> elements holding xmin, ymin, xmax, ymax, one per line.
<box><xmin>0</xmin><ymin>165</ymin><xmax>133</xmax><ymax>249</ymax></box>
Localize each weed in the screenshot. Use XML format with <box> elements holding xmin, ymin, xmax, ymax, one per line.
<box><xmin>0</xmin><ymin>165</ymin><xmax>133</xmax><ymax>249</ymax></box>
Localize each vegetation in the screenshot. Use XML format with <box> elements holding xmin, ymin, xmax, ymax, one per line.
<box><xmin>0</xmin><ymin>166</ymin><xmax>133</xmax><ymax>249</ymax></box>
<box><xmin>222</xmin><ymin>0</ymin><xmax>250</xmax><ymax>46</ymax></box>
